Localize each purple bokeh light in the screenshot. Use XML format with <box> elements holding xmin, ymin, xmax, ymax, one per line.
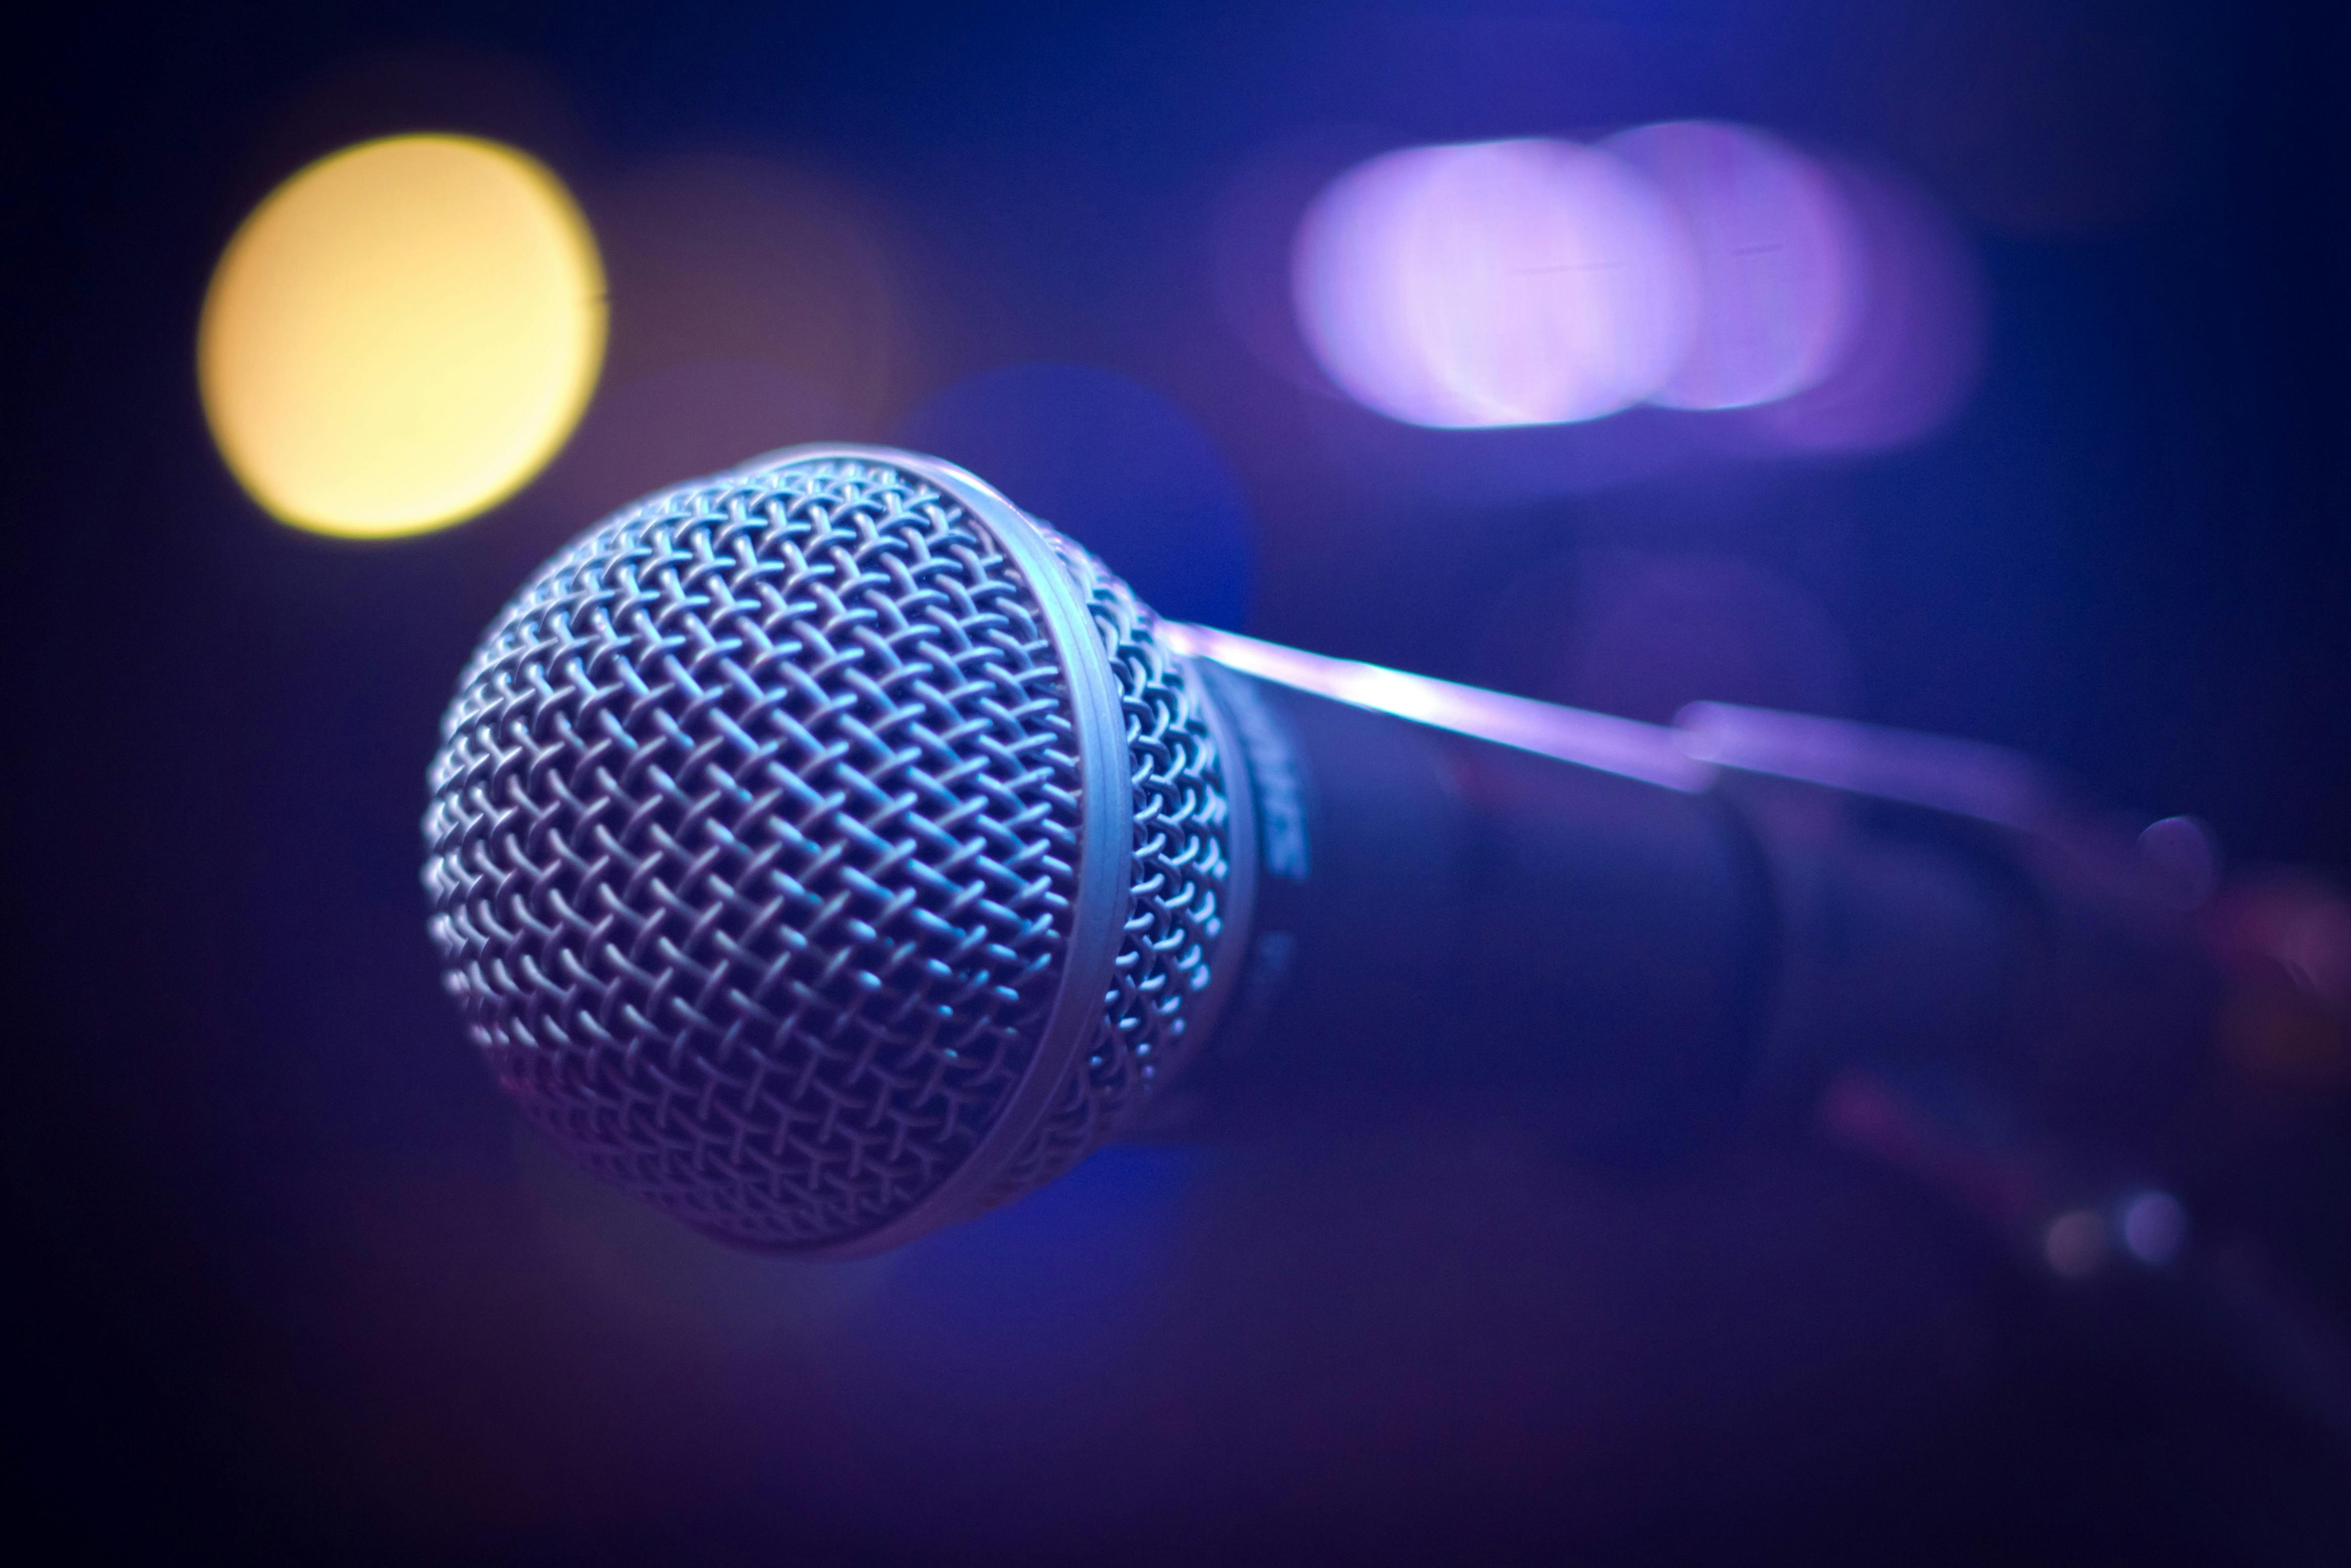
<box><xmin>1292</xmin><ymin>138</ymin><xmax>1697</xmax><ymax>429</ymax></box>
<box><xmin>1604</xmin><ymin>121</ymin><xmax>1863</xmax><ymax>412</ymax></box>
<box><xmin>1741</xmin><ymin>158</ymin><xmax>1986</xmax><ymax>454</ymax></box>
<box><xmin>1291</xmin><ymin>128</ymin><xmax>1983</xmax><ymax>456</ymax></box>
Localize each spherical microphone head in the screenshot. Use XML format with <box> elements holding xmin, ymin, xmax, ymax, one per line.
<box><xmin>423</xmin><ymin>446</ymin><xmax>1249</xmax><ymax>1253</ymax></box>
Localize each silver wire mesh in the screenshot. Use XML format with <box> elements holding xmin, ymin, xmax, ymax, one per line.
<box><xmin>423</xmin><ymin>452</ymin><xmax>1232</xmax><ymax>1250</ymax></box>
<box><xmin>982</xmin><ymin>528</ymin><xmax>1234</xmax><ymax>1206</ymax></box>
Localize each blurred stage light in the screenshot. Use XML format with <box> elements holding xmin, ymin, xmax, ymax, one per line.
<box><xmin>199</xmin><ymin>134</ymin><xmax>605</xmax><ymax>537</ymax></box>
<box><xmin>1290</xmin><ymin>130</ymin><xmax>1983</xmax><ymax>460</ymax></box>
<box><xmin>1292</xmin><ymin>138</ymin><xmax>1697</xmax><ymax>429</ymax></box>
<box><xmin>2043</xmin><ymin>1208</ymin><xmax>2109</xmax><ymax>1279</ymax></box>
<box><xmin>1742</xmin><ymin>159</ymin><xmax>1985</xmax><ymax>454</ymax></box>
<box><xmin>2118</xmin><ymin>1191</ymin><xmax>2188</xmax><ymax>1266</ymax></box>
<box><xmin>1604</xmin><ymin>122</ymin><xmax>1861</xmax><ymax>412</ymax></box>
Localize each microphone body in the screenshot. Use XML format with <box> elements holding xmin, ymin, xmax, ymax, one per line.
<box><xmin>1154</xmin><ymin>641</ymin><xmax>2214</xmax><ymax>1166</ymax></box>
<box><xmin>424</xmin><ymin>444</ymin><xmax>2223</xmax><ymax>1255</ymax></box>
<box><xmin>1161</xmin><ymin>661</ymin><xmax>1770</xmax><ymax>1151</ymax></box>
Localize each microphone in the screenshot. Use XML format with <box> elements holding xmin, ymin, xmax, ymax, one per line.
<box><xmin>424</xmin><ymin>443</ymin><xmax>2227</xmax><ymax>1256</ymax></box>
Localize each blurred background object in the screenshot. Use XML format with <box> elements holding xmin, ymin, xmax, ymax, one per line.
<box><xmin>12</xmin><ymin>1</ymin><xmax>2351</xmax><ymax>1563</ymax></box>
<box><xmin>198</xmin><ymin>133</ymin><xmax>606</xmax><ymax>535</ymax></box>
<box><xmin>1602</xmin><ymin>120</ymin><xmax>1861</xmax><ymax>414</ymax></box>
<box><xmin>1292</xmin><ymin>136</ymin><xmax>1699</xmax><ymax>428</ymax></box>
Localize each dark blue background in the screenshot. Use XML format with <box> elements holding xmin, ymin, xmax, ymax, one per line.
<box><xmin>11</xmin><ymin>2</ymin><xmax>2350</xmax><ymax>1561</ymax></box>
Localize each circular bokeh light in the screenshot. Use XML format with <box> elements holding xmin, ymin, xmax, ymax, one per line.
<box><xmin>1604</xmin><ymin>121</ymin><xmax>1862</xmax><ymax>412</ymax></box>
<box><xmin>1743</xmin><ymin>159</ymin><xmax>1986</xmax><ymax>454</ymax></box>
<box><xmin>199</xmin><ymin>133</ymin><xmax>605</xmax><ymax>537</ymax></box>
<box><xmin>1293</xmin><ymin>138</ymin><xmax>1697</xmax><ymax>429</ymax></box>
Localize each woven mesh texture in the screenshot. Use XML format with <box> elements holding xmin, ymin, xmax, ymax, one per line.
<box><xmin>983</xmin><ymin>530</ymin><xmax>1233</xmax><ymax>1205</ymax></box>
<box><xmin>423</xmin><ymin>452</ymin><xmax>1231</xmax><ymax>1250</ymax></box>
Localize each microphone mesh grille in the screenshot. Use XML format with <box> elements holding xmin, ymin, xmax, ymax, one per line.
<box><xmin>423</xmin><ymin>453</ymin><xmax>1231</xmax><ymax>1250</ymax></box>
<box><xmin>982</xmin><ymin>528</ymin><xmax>1233</xmax><ymax>1206</ymax></box>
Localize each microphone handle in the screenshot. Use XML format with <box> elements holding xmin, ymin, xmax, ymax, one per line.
<box><xmin>1143</xmin><ymin>643</ymin><xmax>2220</xmax><ymax>1164</ymax></box>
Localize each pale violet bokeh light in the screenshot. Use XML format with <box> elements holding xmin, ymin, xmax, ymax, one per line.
<box><xmin>1746</xmin><ymin>158</ymin><xmax>1987</xmax><ymax>453</ymax></box>
<box><xmin>2043</xmin><ymin>1208</ymin><xmax>2109</xmax><ymax>1280</ymax></box>
<box><xmin>1293</xmin><ymin>138</ymin><xmax>1698</xmax><ymax>429</ymax></box>
<box><xmin>2119</xmin><ymin>1191</ymin><xmax>2189</xmax><ymax>1266</ymax></box>
<box><xmin>1605</xmin><ymin>121</ymin><xmax>1863</xmax><ymax>412</ymax></box>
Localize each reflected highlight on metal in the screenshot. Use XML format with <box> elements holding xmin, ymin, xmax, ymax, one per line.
<box><xmin>1605</xmin><ymin>121</ymin><xmax>1863</xmax><ymax>412</ymax></box>
<box><xmin>1677</xmin><ymin>700</ymin><xmax>2056</xmax><ymax>830</ymax></box>
<box><xmin>1169</xmin><ymin>623</ymin><xmax>1714</xmax><ymax>793</ymax></box>
<box><xmin>198</xmin><ymin>134</ymin><xmax>605</xmax><ymax>537</ymax></box>
<box><xmin>1292</xmin><ymin>138</ymin><xmax>1697</xmax><ymax>429</ymax></box>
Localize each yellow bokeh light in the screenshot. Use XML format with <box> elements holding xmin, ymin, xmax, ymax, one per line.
<box><xmin>199</xmin><ymin>134</ymin><xmax>605</xmax><ymax>537</ymax></box>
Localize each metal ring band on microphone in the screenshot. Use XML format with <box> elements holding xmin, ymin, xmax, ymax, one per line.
<box><xmin>1167</xmin><ymin>646</ymin><xmax>1259</xmax><ymax>1086</ymax></box>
